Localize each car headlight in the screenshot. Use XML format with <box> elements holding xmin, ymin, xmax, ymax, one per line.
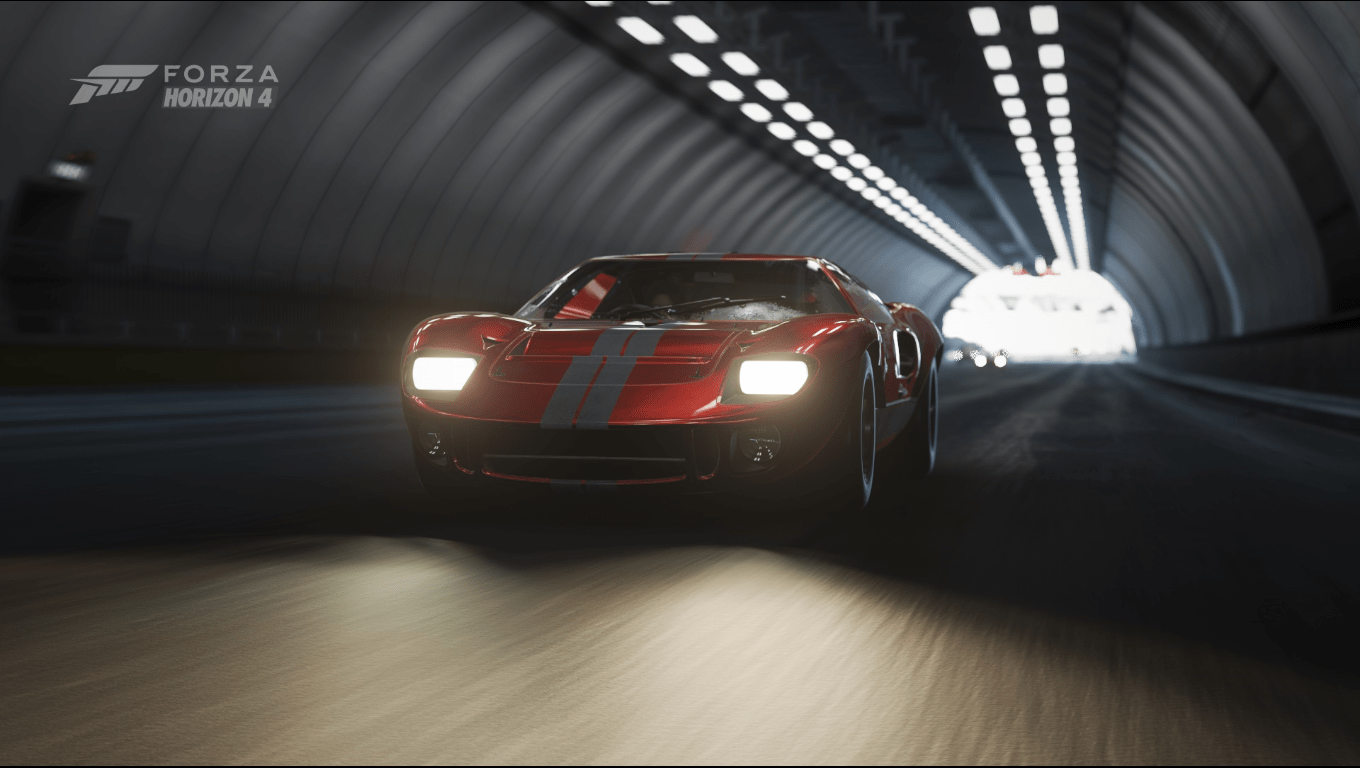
<box><xmin>411</xmin><ymin>356</ymin><xmax>478</xmax><ymax>391</ymax></box>
<box><xmin>738</xmin><ymin>360</ymin><xmax>809</xmax><ymax>396</ymax></box>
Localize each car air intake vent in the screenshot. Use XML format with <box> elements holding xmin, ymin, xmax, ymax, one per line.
<box><xmin>480</xmin><ymin>426</ymin><xmax>690</xmax><ymax>481</ymax></box>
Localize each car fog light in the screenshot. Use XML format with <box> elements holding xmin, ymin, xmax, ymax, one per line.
<box><xmin>737</xmin><ymin>426</ymin><xmax>781</xmax><ymax>464</ymax></box>
<box><xmin>738</xmin><ymin>360</ymin><xmax>809</xmax><ymax>395</ymax></box>
<box><xmin>413</xmin><ymin>357</ymin><xmax>477</xmax><ymax>390</ymax></box>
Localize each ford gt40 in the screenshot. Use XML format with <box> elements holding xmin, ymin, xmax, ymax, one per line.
<box><xmin>402</xmin><ymin>254</ymin><xmax>941</xmax><ymax>511</ymax></box>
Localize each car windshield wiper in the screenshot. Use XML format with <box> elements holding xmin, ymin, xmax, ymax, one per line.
<box><xmin>610</xmin><ymin>295</ymin><xmax>787</xmax><ymax>321</ymax></box>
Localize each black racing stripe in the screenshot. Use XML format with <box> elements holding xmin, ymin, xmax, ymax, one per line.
<box><xmin>539</xmin><ymin>328</ymin><xmax>636</xmax><ymax>429</ymax></box>
<box><xmin>574</xmin><ymin>328</ymin><xmax>668</xmax><ymax>430</ymax></box>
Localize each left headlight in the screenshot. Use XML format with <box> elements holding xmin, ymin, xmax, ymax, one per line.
<box><xmin>411</xmin><ymin>356</ymin><xmax>478</xmax><ymax>391</ymax></box>
<box><xmin>738</xmin><ymin>360</ymin><xmax>809</xmax><ymax>396</ymax></box>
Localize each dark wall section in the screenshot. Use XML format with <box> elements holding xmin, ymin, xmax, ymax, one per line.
<box><xmin>0</xmin><ymin>1</ymin><xmax>965</xmax><ymax>364</ymax></box>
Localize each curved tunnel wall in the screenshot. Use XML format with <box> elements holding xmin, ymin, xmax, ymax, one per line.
<box><xmin>0</xmin><ymin>0</ymin><xmax>968</xmax><ymax>347</ymax></box>
<box><xmin>1101</xmin><ymin>5</ymin><xmax>1329</xmax><ymax>349</ymax></box>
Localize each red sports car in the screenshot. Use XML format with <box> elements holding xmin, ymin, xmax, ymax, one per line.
<box><xmin>401</xmin><ymin>254</ymin><xmax>941</xmax><ymax>511</ymax></box>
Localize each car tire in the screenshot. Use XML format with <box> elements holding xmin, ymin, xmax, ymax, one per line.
<box><xmin>801</xmin><ymin>351</ymin><xmax>876</xmax><ymax>514</ymax></box>
<box><xmin>897</xmin><ymin>362</ymin><xmax>938</xmax><ymax>479</ymax></box>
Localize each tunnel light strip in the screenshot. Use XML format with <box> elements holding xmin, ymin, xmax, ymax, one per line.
<box><xmin>599</xmin><ymin>6</ymin><xmax>995</xmax><ymax>275</ymax></box>
<box><xmin>971</xmin><ymin>6</ymin><xmax>1083</xmax><ymax>271</ymax></box>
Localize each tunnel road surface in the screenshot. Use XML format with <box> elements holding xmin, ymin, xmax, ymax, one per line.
<box><xmin>2</xmin><ymin>364</ymin><xmax>1359</xmax><ymax>764</ymax></box>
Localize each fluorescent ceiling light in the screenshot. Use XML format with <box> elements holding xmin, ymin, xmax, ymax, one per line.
<box><xmin>812</xmin><ymin>153</ymin><xmax>837</xmax><ymax>169</ymax></box>
<box><xmin>722</xmin><ymin>51</ymin><xmax>760</xmax><ymax>76</ymax></box>
<box><xmin>617</xmin><ymin>17</ymin><xmax>664</xmax><ymax>44</ymax></box>
<box><xmin>585</xmin><ymin>1</ymin><xmax>613</xmax><ymax>6</ymax></box>
<box><xmin>669</xmin><ymin>53</ymin><xmax>709</xmax><ymax>77</ymax></box>
<box><xmin>831</xmin><ymin>166</ymin><xmax>853</xmax><ymax>181</ymax></box>
<box><xmin>1050</xmin><ymin>117</ymin><xmax>1072</xmax><ymax>135</ymax></box>
<box><xmin>829</xmin><ymin>139</ymin><xmax>855</xmax><ymax>156</ymax></box>
<box><xmin>1038</xmin><ymin>44</ymin><xmax>1064</xmax><ymax>69</ymax></box>
<box><xmin>1030</xmin><ymin>176</ymin><xmax>1048</xmax><ymax>189</ymax></box>
<box><xmin>862</xmin><ymin>166</ymin><xmax>884</xmax><ymax>180</ymax></box>
<box><xmin>1047</xmin><ymin>97</ymin><xmax>1070</xmax><ymax>117</ymax></box>
<box><xmin>1020</xmin><ymin>152</ymin><xmax>1041</xmax><ymax>166</ymax></box>
<box><xmin>1015</xmin><ymin>137</ymin><xmax>1037</xmax><ymax>152</ymax></box>
<box><xmin>847</xmin><ymin>153</ymin><xmax>870</xmax><ymax>169</ymax></box>
<box><xmin>846</xmin><ymin>177</ymin><xmax>867</xmax><ymax>191</ymax></box>
<box><xmin>1025</xmin><ymin>165</ymin><xmax>1046</xmax><ymax>178</ymax></box>
<box><xmin>755</xmin><ymin>79</ymin><xmax>789</xmax><ymax>100</ymax></box>
<box><xmin>993</xmin><ymin>74</ymin><xmax>1020</xmax><ymax>96</ymax></box>
<box><xmin>874</xmin><ymin>195</ymin><xmax>891</xmax><ymax>208</ymax></box>
<box><xmin>969</xmin><ymin>7</ymin><xmax>1001</xmax><ymax>36</ymax></box>
<box><xmin>1008</xmin><ymin>118</ymin><xmax>1032</xmax><ymax>136</ymax></box>
<box><xmin>1056</xmin><ymin>151</ymin><xmax>1076</xmax><ymax>165</ymax></box>
<box><xmin>1054</xmin><ymin>136</ymin><xmax>1075</xmax><ymax>152</ymax></box>
<box><xmin>1043</xmin><ymin>73</ymin><xmax>1067</xmax><ymax>95</ymax></box>
<box><xmin>983</xmin><ymin>45</ymin><xmax>1012</xmax><ymax>70</ymax></box>
<box><xmin>1030</xmin><ymin>5</ymin><xmax>1059</xmax><ymax>34</ymax></box>
<box><xmin>1059</xmin><ymin>165</ymin><xmax>1078</xmax><ymax>177</ymax></box>
<box><xmin>807</xmin><ymin>121</ymin><xmax>834</xmax><ymax>139</ymax></box>
<box><xmin>767</xmin><ymin>122</ymin><xmax>796</xmax><ymax>140</ymax></box>
<box><xmin>1001</xmin><ymin>98</ymin><xmax>1026</xmax><ymax>117</ymax></box>
<box><xmin>708</xmin><ymin>80</ymin><xmax>743</xmax><ymax>101</ymax></box>
<box><xmin>740</xmin><ymin>102</ymin><xmax>772</xmax><ymax>122</ymax></box>
<box><xmin>862</xmin><ymin>187</ymin><xmax>882</xmax><ymax>200</ymax></box>
<box><xmin>876</xmin><ymin>177</ymin><xmax>897</xmax><ymax>190</ymax></box>
<box><xmin>1060</xmin><ymin>175</ymin><xmax>1079</xmax><ymax>188</ymax></box>
<box><xmin>792</xmin><ymin>139</ymin><xmax>819</xmax><ymax>157</ymax></box>
<box><xmin>673</xmin><ymin>15</ymin><xmax>717</xmax><ymax>43</ymax></box>
<box><xmin>782</xmin><ymin>102</ymin><xmax>813</xmax><ymax>121</ymax></box>
<box><xmin>890</xmin><ymin>187</ymin><xmax>909</xmax><ymax>200</ymax></box>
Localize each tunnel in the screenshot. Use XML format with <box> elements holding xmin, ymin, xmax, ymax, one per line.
<box><xmin>1</xmin><ymin>1</ymin><xmax>1359</xmax><ymax>764</ymax></box>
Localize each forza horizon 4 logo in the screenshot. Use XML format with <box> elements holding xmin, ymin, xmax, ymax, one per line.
<box><xmin>70</xmin><ymin>64</ymin><xmax>279</xmax><ymax>108</ymax></box>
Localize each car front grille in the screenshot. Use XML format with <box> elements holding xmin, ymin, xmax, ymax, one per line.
<box><xmin>476</xmin><ymin>426</ymin><xmax>693</xmax><ymax>481</ymax></box>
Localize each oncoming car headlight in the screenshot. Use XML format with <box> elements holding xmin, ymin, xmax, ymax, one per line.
<box><xmin>738</xmin><ymin>360</ymin><xmax>809</xmax><ymax>396</ymax></box>
<box><xmin>411</xmin><ymin>356</ymin><xmax>478</xmax><ymax>391</ymax></box>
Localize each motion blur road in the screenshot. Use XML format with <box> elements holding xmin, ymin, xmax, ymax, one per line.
<box><xmin>2</xmin><ymin>364</ymin><xmax>1359</xmax><ymax>764</ymax></box>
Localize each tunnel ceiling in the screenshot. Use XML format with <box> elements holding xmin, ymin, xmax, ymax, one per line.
<box><xmin>0</xmin><ymin>0</ymin><xmax>1356</xmax><ymax>348</ymax></box>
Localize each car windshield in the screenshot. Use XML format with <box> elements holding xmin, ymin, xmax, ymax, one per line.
<box><xmin>516</xmin><ymin>259</ymin><xmax>855</xmax><ymax>322</ymax></box>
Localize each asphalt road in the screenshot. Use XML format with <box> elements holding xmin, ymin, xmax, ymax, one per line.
<box><xmin>2</xmin><ymin>363</ymin><xmax>1359</xmax><ymax>764</ymax></box>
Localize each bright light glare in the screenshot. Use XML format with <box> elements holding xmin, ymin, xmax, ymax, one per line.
<box><xmin>412</xmin><ymin>357</ymin><xmax>477</xmax><ymax>391</ymax></box>
<box><xmin>983</xmin><ymin>45</ymin><xmax>1012</xmax><ymax>70</ymax></box>
<box><xmin>741</xmin><ymin>103</ymin><xmax>772</xmax><ymax>123</ymax></box>
<box><xmin>767</xmin><ymin>121</ymin><xmax>796</xmax><ymax>140</ymax></box>
<box><xmin>722</xmin><ymin>51</ymin><xmax>760</xmax><ymax>76</ymax></box>
<box><xmin>969</xmin><ymin>7</ymin><xmax>1001</xmax><ymax>36</ymax></box>
<box><xmin>792</xmin><ymin>139</ymin><xmax>819</xmax><ymax>156</ymax></box>
<box><xmin>1009</xmin><ymin>118</ymin><xmax>1032</xmax><ymax>136</ymax></box>
<box><xmin>617</xmin><ymin>17</ymin><xmax>664</xmax><ymax>44</ymax></box>
<box><xmin>974</xmin><ymin>355</ymin><xmax>988</xmax><ymax>368</ymax></box>
<box><xmin>1030</xmin><ymin>5</ymin><xmax>1059</xmax><ymax>34</ymax></box>
<box><xmin>993</xmin><ymin>74</ymin><xmax>1020</xmax><ymax>96</ymax></box>
<box><xmin>1043</xmin><ymin>73</ymin><xmax>1067</xmax><ymax>95</ymax></box>
<box><xmin>1038</xmin><ymin>44</ymin><xmax>1064</xmax><ymax>69</ymax></box>
<box><xmin>1047</xmin><ymin>97</ymin><xmax>1070</xmax><ymax>116</ymax></box>
<box><xmin>782</xmin><ymin>102</ymin><xmax>813</xmax><ymax>121</ymax></box>
<box><xmin>708</xmin><ymin>80</ymin><xmax>743</xmax><ymax>101</ymax></box>
<box><xmin>755</xmin><ymin>79</ymin><xmax>789</xmax><ymax>100</ymax></box>
<box><xmin>942</xmin><ymin>268</ymin><xmax>1137</xmax><ymax>362</ymax></box>
<box><xmin>1001</xmin><ymin>98</ymin><xmax>1026</xmax><ymax>117</ymax></box>
<box><xmin>807</xmin><ymin>121</ymin><xmax>834</xmax><ymax>139</ymax></box>
<box><xmin>994</xmin><ymin>354</ymin><xmax>1008</xmax><ymax>367</ymax></box>
<box><xmin>673</xmin><ymin>15</ymin><xmax>718</xmax><ymax>43</ymax></box>
<box><xmin>669</xmin><ymin>53</ymin><xmax>709</xmax><ymax>76</ymax></box>
<box><xmin>813</xmin><ymin>153</ymin><xmax>837</xmax><ymax>169</ymax></box>
<box><xmin>738</xmin><ymin>360</ymin><xmax>809</xmax><ymax>395</ymax></box>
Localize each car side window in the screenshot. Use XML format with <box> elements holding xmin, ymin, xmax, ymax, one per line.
<box><xmin>838</xmin><ymin>271</ymin><xmax>895</xmax><ymax>325</ymax></box>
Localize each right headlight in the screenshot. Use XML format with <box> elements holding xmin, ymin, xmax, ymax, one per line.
<box><xmin>738</xmin><ymin>360</ymin><xmax>809</xmax><ymax>396</ymax></box>
<box><xmin>411</xmin><ymin>356</ymin><xmax>478</xmax><ymax>391</ymax></box>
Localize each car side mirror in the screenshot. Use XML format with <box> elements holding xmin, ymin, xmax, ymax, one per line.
<box><xmin>894</xmin><ymin>329</ymin><xmax>919</xmax><ymax>377</ymax></box>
